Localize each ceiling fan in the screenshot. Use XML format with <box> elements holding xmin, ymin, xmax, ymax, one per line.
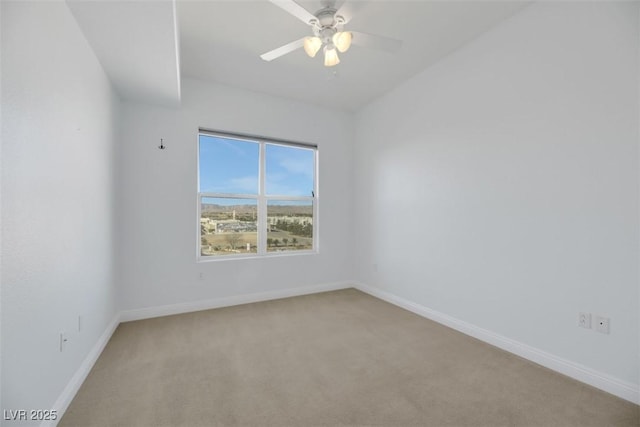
<box><xmin>260</xmin><ymin>0</ymin><xmax>402</xmax><ymax>67</ymax></box>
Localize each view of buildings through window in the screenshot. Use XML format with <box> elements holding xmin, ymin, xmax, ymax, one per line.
<box><xmin>198</xmin><ymin>132</ymin><xmax>316</xmax><ymax>258</ymax></box>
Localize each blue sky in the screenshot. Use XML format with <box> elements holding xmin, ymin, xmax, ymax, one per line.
<box><xmin>199</xmin><ymin>135</ymin><xmax>314</xmax><ymax>197</ymax></box>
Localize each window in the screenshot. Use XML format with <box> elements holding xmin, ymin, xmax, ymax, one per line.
<box><xmin>198</xmin><ymin>130</ymin><xmax>317</xmax><ymax>259</ymax></box>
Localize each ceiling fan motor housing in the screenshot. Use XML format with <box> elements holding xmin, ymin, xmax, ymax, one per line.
<box><xmin>316</xmin><ymin>8</ymin><xmax>337</xmax><ymax>27</ymax></box>
<box><xmin>312</xmin><ymin>7</ymin><xmax>346</xmax><ymax>42</ymax></box>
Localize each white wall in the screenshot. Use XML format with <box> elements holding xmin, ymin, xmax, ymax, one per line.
<box><xmin>118</xmin><ymin>78</ymin><xmax>353</xmax><ymax>311</ymax></box>
<box><xmin>354</xmin><ymin>2</ymin><xmax>639</xmax><ymax>388</ymax></box>
<box><xmin>1</xmin><ymin>1</ymin><xmax>120</xmax><ymax>422</ymax></box>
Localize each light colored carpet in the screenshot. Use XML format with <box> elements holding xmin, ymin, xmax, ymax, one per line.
<box><xmin>61</xmin><ymin>288</ymin><xmax>639</xmax><ymax>426</ymax></box>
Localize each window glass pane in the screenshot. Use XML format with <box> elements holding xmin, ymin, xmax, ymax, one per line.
<box><xmin>267</xmin><ymin>200</ymin><xmax>313</xmax><ymax>252</ymax></box>
<box><xmin>201</xmin><ymin>197</ymin><xmax>258</xmax><ymax>256</ymax></box>
<box><xmin>266</xmin><ymin>144</ymin><xmax>314</xmax><ymax>196</ymax></box>
<box><xmin>199</xmin><ymin>135</ymin><xmax>259</xmax><ymax>194</ymax></box>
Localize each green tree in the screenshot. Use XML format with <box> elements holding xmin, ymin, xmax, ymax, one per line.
<box><xmin>274</xmin><ymin>239</ymin><xmax>280</xmax><ymax>247</ymax></box>
<box><xmin>292</xmin><ymin>237</ymin><xmax>298</xmax><ymax>247</ymax></box>
<box><xmin>283</xmin><ymin>238</ymin><xmax>289</xmax><ymax>247</ymax></box>
<box><xmin>267</xmin><ymin>238</ymin><xmax>273</xmax><ymax>247</ymax></box>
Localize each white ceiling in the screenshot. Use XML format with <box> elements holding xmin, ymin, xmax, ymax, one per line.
<box><xmin>67</xmin><ymin>0</ymin><xmax>181</xmax><ymax>106</ymax></box>
<box><xmin>69</xmin><ymin>0</ymin><xmax>531</xmax><ymax>112</ymax></box>
<box><xmin>177</xmin><ymin>0</ymin><xmax>530</xmax><ymax>111</ymax></box>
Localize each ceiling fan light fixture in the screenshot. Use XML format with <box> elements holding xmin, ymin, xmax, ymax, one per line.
<box><xmin>303</xmin><ymin>36</ymin><xmax>322</xmax><ymax>58</ymax></box>
<box><xmin>260</xmin><ymin>0</ymin><xmax>403</xmax><ymax>67</ymax></box>
<box><xmin>324</xmin><ymin>46</ymin><xmax>340</xmax><ymax>67</ymax></box>
<box><xmin>332</xmin><ymin>31</ymin><xmax>352</xmax><ymax>53</ymax></box>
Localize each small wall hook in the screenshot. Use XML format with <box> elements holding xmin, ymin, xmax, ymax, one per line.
<box><xmin>159</xmin><ymin>138</ymin><xmax>166</xmax><ymax>150</ymax></box>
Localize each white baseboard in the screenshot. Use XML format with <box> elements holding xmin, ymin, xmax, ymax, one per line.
<box><xmin>353</xmin><ymin>282</ymin><xmax>639</xmax><ymax>405</ymax></box>
<box><xmin>44</xmin><ymin>313</ymin><xmax>121</xmax><ymax>427</ymax></box>
<box><xmin>119</xmin><ymin>281</ymin><xmax>353</xmax><ymax>322</ymax></box>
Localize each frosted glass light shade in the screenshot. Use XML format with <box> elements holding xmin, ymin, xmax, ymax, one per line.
<box><xmin>332</xmin><ymin>31</ymin><xmax>352</xmax><ymax>53</ymax></box>
<box><xmin>324</xmin><ymin>46</ymin><xmax>340</xmax><ymax>67</ymax></box>
<box><xmin>303</xmin><ymin>37</ymin><xmax>322</xmax><ymax>58</ymax></box>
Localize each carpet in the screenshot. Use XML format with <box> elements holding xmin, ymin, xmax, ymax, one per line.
<box><xmin>60</xmin><ymin>288</ymin><xmax>639</xmax><ymax>426</ymax></box>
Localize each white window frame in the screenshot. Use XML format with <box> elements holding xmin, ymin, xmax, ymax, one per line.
<box><xmin>197</xmin><ymin>129</ymin><xmax>318</xmax><ymax>262</ymax></box>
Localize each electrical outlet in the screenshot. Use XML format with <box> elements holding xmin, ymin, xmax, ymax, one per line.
<box><xmin>594</xmin><ymin>316</ymin><xmax>610</xmax><ymax>334</ymax></box>
<box><xmin>59</xmin><ymin>332</ymin><xmax>68</xmax><ymax>352</ymax></box>
<box><xmin>578</xmin><ymin>312</ymin><xmax>591</xmax><ymax>329</ymax></box>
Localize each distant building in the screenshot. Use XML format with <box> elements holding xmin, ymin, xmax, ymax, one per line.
<box><xmin>267</xmin><ymin>215</ymin><xmax>313</xmax><ymax>226</ymax></box>
<box><xmin>201</xmin><ymin>215</ymin><xmax>307</xmax><ymax>235</ymax></box>
<box><xmin>200</xmin><ymin>217</ymin><xmax>256</xmax><ymax>234</ymax></box>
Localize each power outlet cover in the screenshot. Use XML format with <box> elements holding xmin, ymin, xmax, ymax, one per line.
<box><xmin>578</xmin><ymin>312</ymin><xmax>591</xmax><ymax>329</ymax></box>
<box><xmin>59</xmin><ymin>332</ymin><xmax>68</xmax><ymax>352</ymax></box>
<box><xmin>594</xmin><ymin>316</ymin><xmax>610</xmax><ymax>334</ymax></box>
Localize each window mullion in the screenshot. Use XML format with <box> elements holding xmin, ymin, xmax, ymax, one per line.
<box><xmin>258</xmin><ymin>142</ymin><xmax>267</xmax><ymax>255</ymax></box>
<box><xmin>264</xmin><ymin>196</ymin><xmax>314</xmax><ymax>202</ymax></box>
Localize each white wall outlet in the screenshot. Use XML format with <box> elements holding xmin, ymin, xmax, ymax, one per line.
<box><xmin>578</xmin><ymin>312</ymin><xmax>591</xmax><ymax>329</ymax></box>
<box><xmin>594</xmin><ymin>316</ymin><xmax>610</xmax><ymax>334</ymax></box>
<box><xmin>59</xmin><ymin>332</ymin><xmax>68</xmax><ymax>352</ymax></box>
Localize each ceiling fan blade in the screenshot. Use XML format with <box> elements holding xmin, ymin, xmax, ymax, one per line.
<box><xmin>351</xmin><ymin>31</ymin><xmax>402</xmax><ymax>53</ymax></box>
<box><xmin>335</xmin><ymin>0</ymin><xmax>362</xmax><ymax>24</ymax></box>
<box><xmin>260</xmin><ymin>38</ymin><xmax>305</xmax><ymax>62</ymax></box>
<box><xmin>269</xmin><ymin>0</ymin><xmax>317</xmax><ymax>25</ymax></box>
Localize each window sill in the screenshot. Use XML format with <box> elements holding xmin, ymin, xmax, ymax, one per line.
<box><xmin>197</xmin><ymin>250</ymin><xmax>318</xmax><ymax>263</ymax></box>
